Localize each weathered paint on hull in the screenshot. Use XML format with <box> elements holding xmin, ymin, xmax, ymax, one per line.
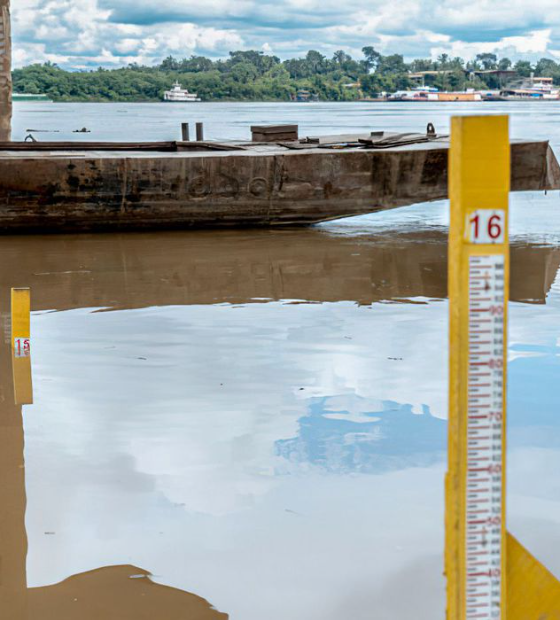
<box><xmin>0</xmin><ymin>140</ymin><xmax>557</xmax><ymax>232</ymax></box>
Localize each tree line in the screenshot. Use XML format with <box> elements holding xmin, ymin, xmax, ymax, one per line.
<box><xmin>12</xmin><ymin>49</ymin><xmax>560</xmax><ymax>102</ymax></box>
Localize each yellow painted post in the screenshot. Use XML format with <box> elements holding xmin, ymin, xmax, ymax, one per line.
<box><xmin>447</xmin><ymin>116</ymin><xmax>510</xmax><ymax>620</ymax></box>
<box><xmin>10</xmin><ymin>288</ymin><xmax>33</xmax><ymax>405</ymax></box>
<box><xmin>506</xmin><ymin>533</ymin><xmax>560</xmax><ymax>618</ymax></box>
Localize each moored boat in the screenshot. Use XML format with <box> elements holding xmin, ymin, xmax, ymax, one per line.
<box><xmin>389</xmin><ymin>88</ymin><xmax>482</xmax><ymax>102</ymax></box>
<box><xmin>0</xmin><ymin>128</ymin><xmax>557</xmax><ymax>232</ymax></box>
<box><xmin>482</xmin><ymin>76</ymin><xmax>560</xmax><ymax>101</ymax></box>
<box><xmin>12</xmin><ymin>93</ymin><xmax>53</xmax><ymax>103</ymax></box>
<box><xmin>163</xmin><ymin>81</ymin><xmax>201</xmax><ymax>102</ymax></box>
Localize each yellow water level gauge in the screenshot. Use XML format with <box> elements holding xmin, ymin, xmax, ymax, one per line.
<box><xmin>447</xmin><ymin>115</ymin><xmax>509</xmax><ymax>620</ymax></box>
<box><xmin>447</xmin><ymin>114</ymin><xmax>560</xmax><ymax>620</ymax></box>
<box><xmin>10</xmin><ymin>287</ymin><xmax>33</xmax><ymax>405</ymax></box>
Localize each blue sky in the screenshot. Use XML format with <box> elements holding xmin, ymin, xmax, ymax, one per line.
<box><xmin>12</xmin><ymin>0</ymin><xmax>560</xmax><ymax>69</ymax></box>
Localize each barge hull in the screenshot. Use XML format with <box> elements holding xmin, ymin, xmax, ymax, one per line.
<box><xmin>0</xmin><ymin>139</ymin><xmax>558</xmax><ymax>232</ymax></box>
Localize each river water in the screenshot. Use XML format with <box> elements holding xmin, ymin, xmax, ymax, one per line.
<box><xmin>1</xmin><ymin>101</ymin><xmax>560</xmax><ymax>619</ymax></box>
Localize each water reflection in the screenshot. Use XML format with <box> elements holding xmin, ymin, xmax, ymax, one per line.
<box><xmin>28</xmin><ymin>564</ymin><xmax>227</xmax><ymax>619</ymax></box>
<box><xmin>0</xmin><ymin>228</ymin><xmax>558</xmax><ymax>308</ymax></box>
<box><xmin>0</xmin><ymin>225</ymin><xmax>559</xmax><ymax>619</ymax></box>
<box><xmin>0</xmin><ymin>298</ymin><xmax>227</xmax><ymax>619</ymax></box>
<box><xmin>276</xmin><ymin>394</ymin><xmax>446</xmax><ymax>474</ymax></box>
<box><xmin>0</xmin><ymin>330</ymin><xmax>27</xmax><ymax>618</ymax></box>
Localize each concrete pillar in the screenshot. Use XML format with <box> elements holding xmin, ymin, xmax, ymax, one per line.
<box><xmin>0</xmin><ymin>0</ymin><xmax>11</xmax><ymax>142</ymax></box>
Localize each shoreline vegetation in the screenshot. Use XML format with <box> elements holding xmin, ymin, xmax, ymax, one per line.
<box><xmin>12</xmin><ymin>49</ymin><xmax>560</xmax><ymax>103</ymax></box>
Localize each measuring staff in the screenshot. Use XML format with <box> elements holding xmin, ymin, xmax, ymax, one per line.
<box><xmin>446</xmin><ymin>115</ymin><xmax>509</xmax><ymax>620</ymax></box>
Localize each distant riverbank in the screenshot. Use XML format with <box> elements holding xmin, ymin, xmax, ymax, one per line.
<box><xmin>13</xmin><ymin>49</ymin><xmax>560</xmax><ymax>104</ymax></box>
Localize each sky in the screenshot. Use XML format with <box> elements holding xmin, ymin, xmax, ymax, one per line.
<box><xmin>11</xmin><ymin>0</ymin><xmax>560</xmax><ymax>70</ymax></box>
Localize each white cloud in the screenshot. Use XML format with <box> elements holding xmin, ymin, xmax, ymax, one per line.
<box><xmin>12</xmin><ymin>0</ymin><xmax>245</xmax><ymax>67</ymax></box>
<box><xmin>431</xmin><ymin>29</ymin><xmax>553</xmax><ymax>62</ymax></box>
<box><xmin>114</xmin><ymin>38</ymin><xmax>141</xmax><ymax>54</ymax></box>
<box><xmin>10</xmin><ymin>0</ymin><xmax>560</xmax><ymax>68</ymax></box>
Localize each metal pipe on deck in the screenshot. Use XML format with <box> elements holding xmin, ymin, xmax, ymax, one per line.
<box><xmin>196</xmin><ymin>122</ymin><xmax>204</xmax><ymax>141</ymax></box>
<box><xmin>0</xmin><ymin>0</ymin><xmax>11</xmax><ymax>141</ymax></box>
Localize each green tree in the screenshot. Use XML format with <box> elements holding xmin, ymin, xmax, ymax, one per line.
<box><xmin>377</xmin><ymin>54</ymin><xmax>407</xmax><ymax>75</ymax></box>
<box><xmin>362</xmin><ymin>46</ymin><xmax>382</xmax><ymax>72</ymax></box>
<box><xmin>306</xmin><ymin>50</ymin><xmax>328</xmax><ymax>74</ymax></box>
<box><xmin>498</xmin><ymin>57</ymin><xmax>512</xmax><ymax>70</ymax></box>
<box><xmin>514</xmin><ymin>60</ymin><xmax>533</xmax><ymax>77</ymax></box>
<box><xmin>436</xmin><ymin>54</ymin><xmax>451</xmax><ymax>69</ymax></box>
<box><xmin>409</xmin><ymin>58</ymin><xmax>435</xmax><ymax>72</ymax></box>
<box><xmin>535</xmin><ymin>58</ymin><xmax>558</xmax><ymax>76</ymax></box>
<box><xmin>332</xmin><ymin>50</ymin><xmax>352</xmax><ymax>67</ymax></box>
<box><xmin>476</xmin><ymin>53</ymin><xmax>498</xmax><ymax>70</ymax></box>
<box><xmin>160</xmin><ymin>56</ymin><xmax>180</xmax><ymax>71</ymax></box>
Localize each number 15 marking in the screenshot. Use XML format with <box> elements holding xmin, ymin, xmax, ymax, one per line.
<box><xmin>13</xmin><ymin>338</ymin><xmax>31</xmax><ymax>358</ymax></box>
<box><xmin>465</xmin><ymin>210</ymin><xmax>505</xmax><ymax>244</ymax></box>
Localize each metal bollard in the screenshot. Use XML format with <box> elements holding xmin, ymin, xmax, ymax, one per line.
<box><xmin>181</xmin><ymin>123</ymin><xmax>190</xmax><ymax>141</ymax></box>
<box><xmin>196</xmin><ymin>122</ymin><xmax>204</xmax><ymax>142</ymax></box>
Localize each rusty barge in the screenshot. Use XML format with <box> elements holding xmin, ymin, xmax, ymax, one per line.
<box><xmin>0</xmin><ymin>128</ymin><xmax>558</xmax><ymax>232</ymax></box>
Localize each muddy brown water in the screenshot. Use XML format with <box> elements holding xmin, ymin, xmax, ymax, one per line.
<box><xmin>1</xmin><ymin>212</ymin><xmax>560</xmax><ymax>619</ymax></box>
<box><xmin>2</xmin><ymin>101</ymin><xmax>560</xmax><ymax>620</ymax></box>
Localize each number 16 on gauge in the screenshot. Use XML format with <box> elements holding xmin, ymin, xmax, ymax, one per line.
<box><xmin>465</xmin><ymin>210</ymin><xmax>505</xmax><ymax>244</ymax></box>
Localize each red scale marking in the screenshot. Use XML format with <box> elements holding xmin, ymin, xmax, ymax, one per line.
<box><xmin>465</xmin><ymin>253</ymin><xmax>505</xmax><ymax>620</ymax></box>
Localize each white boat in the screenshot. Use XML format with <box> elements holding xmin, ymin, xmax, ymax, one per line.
<box><xmin>486</xmin><ymin>76</ymin><xmax>560</xmax><ymax>101</ymax></box>
<box><xmin>163</xmin><ymin>81</ymin><xmax>201</xmax><ymax>102</ymax></box>
<box><xmin>522</xmin><ymin>77</ymin><xmax>560</xmax><ymax>99</ymax></box>
<box><xmin>389</xmin><ymin>88</ymin><xmax>439</xmax><ymax>101</ymax></box>
<box><xmin>389</xmin><ymin>87</ymin><xmax>482</xmax><ymax>102</ymax></box>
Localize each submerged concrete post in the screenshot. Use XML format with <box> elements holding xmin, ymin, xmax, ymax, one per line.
<box><xmin>0</xmin><ymin>0</ymin><xmax>11</xmax><ymax>141</ymax></box>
